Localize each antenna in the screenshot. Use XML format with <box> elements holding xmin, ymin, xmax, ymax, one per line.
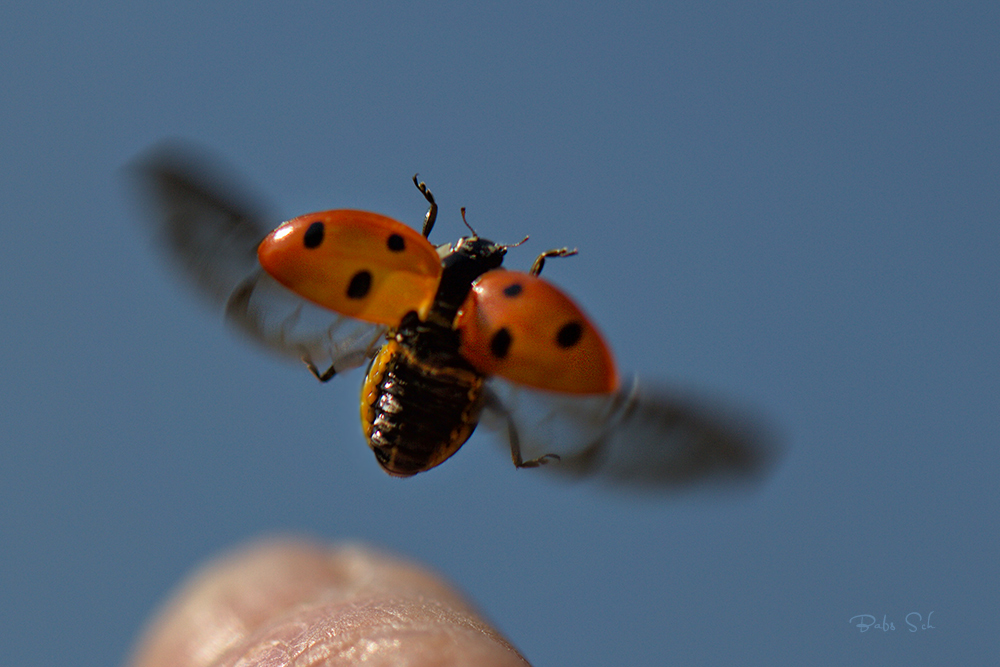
<box><xmin>459</xmin><ymin>207</ymin><xmax>479</xmax><ymax>236</ymax></box>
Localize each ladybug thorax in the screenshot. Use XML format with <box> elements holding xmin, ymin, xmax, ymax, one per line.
<box><xmin>429</xmin><ymin>236</ymin><xmax>506</xmax><ymax>324</ymax></box>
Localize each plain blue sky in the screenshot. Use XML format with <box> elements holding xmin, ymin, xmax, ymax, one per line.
<box><xmin>2</xmin><ymin>2</ymin><xmax>997</xmax><ymax>665</ymax></box>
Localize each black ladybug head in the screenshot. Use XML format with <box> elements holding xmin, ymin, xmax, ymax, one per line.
<box><xmin>431</xmin><ymin>237</ymin><xmax>507</xmax><ymax>317</ymax></box>
<box><xmin>449</xmin><ymin>236</ymin><xmax>507</xmax><ymax>268</ymax></box>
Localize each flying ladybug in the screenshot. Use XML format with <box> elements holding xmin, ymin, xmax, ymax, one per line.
<box><xmin>128</xmin><ymin>142</ymin><xmax>776</xmax><ymax>487</ymax></box>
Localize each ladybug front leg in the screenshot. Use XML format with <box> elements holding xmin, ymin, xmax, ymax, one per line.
<box><xmin>529</xmin><ymin>247</ymin><xmax>578</xmax><ymax>277</ymax></box>
<box><xmin>412</xmin><ymin>174</ymin><xmax>438</xmax><ymax>238</ymax></box>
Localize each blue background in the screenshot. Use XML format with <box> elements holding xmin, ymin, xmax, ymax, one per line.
<box><xmin>2</xmin><ymin>2</ymin><xmax>997</xmax><ymax>665</ymax></box>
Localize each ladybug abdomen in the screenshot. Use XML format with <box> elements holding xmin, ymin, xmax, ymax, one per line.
<box><xmin>361</xmin><ymin>338</ymin><xmax>485</xmax><ymax>476</ymax></box>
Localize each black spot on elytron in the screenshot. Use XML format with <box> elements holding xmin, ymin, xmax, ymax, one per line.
<box><xmin>347</xmin><ymin>270</ymin><xmax>372</xmax><ymax>299</ymax></box>
<box><xmin>490</xmin><ymin>328</ymin><xmax>512</xmax><ymax>359</ymax></box>
<box><xmin>303</xmin><ymin>221</ymin><xmax>325</xmax><ymax>248</ymax></box>
<box><xmin>387</xmin><ymin>233</ymin><xmax>405</xmax><ymax>252</ymax></box>
<box><xmin>503</xmin><ymin>283</ymin><xmax>523</xmax><ymax>297</ymax></box>
<box><xmin>556</xmin><ymin>321</ymin><xmax>583</xmax><ymax>348</ymax></box>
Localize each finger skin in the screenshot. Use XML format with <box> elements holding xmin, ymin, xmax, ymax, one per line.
<box><xmin>127</xmin><ymin>538</ymin><xmax>530</xmax><ymax>667</ymax></box>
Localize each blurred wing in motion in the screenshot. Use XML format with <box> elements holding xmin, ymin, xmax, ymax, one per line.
<box><xmin>127</xmin><ymin>141</ymin><xmax>275</xmax><ymax>306</ymax></box>
<box><xmin>128</xmin><ymin>141</ymin><xmax>387</xmax><ymax>376</ymax></box>
<box><xmin>482</xmin><ymin>375</ymin><xmax>778</xmax><ymax>489</ymax></box>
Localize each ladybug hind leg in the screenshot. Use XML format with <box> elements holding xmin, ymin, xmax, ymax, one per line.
<box><xmin>490</xmin><ymin>395</ymin><xmax>562</xmax><ymax>469</ymax></box>
<box><xmin>510</xmin><ymin>428</ymin><xmax>562</xmax><ymax>468</ymax></box>
<box><xmin>529</xmin><ymin>247</ymin><xmax>578</xmax><ymax>276</ymax></box>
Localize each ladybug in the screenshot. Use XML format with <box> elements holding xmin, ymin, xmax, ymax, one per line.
<box><xmin>130</xmin><ymin>142</ymin><xmax>775</xmax><ymax>487</ymax></box>
<box><xmin>254</xmin><ymin>180</ymin><xmax>617</xmax><ymax>476</ymax></box>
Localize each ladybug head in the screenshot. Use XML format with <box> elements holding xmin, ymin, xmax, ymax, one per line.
<box><xmin>448</xmin><ymin>236</ymin><xmax>507</xmax><ymax>269</ymax></box>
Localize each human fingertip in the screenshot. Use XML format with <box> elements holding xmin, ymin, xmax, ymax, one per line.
<box><xmin>127</xmin><ymin>537</ymin><xmax>530</xmax><ymax>667</ymax></box>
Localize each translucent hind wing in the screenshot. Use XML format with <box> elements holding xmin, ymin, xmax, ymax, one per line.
<box><xmin>226</xmin><ymin>269</ymin><xmax>387</xmax><ymax>374</ymax></box>
<box><xmin>129</xmin><ymin>142</ymin><xmax>387</xmax><ymax>376</ymax></box>
<box><xmin>482</xmin><ymin>376</ymin><xmax>777</xmax><ymax>489</ymax></box>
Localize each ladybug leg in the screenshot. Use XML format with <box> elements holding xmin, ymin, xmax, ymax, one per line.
<box><xmin>484</xmin><ymin>385</ymin><xmax>561</xmax><ymax>469</ymax></box>
<box><xmin>509</xmin><ymin>422</ymin><xmax>561</xmax><ymax>468</ymax></box>
<box><xmin>529</xmin><ymin>247</ymin><xmax>578</xmax><ymax>277</ymax></box>
<box><xmin>501</xmin><ymin>408</ymin><xmax>562</xmax><ymax>469</ymax></box>
<box><xmin>412</xmin><ymin>174</ymin><xmax>437</xmax><ymax>238</ymax></box>
<box><xmin>302</xmin><ymin>356</ymin><xmax>338</xmax><ymax>382</ymax></box>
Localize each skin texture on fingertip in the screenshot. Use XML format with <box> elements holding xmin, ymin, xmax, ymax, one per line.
<box><xmin>126</xmin><ymin>538</ymin><xmax>531</xmax><ymax>667</ymax></box>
